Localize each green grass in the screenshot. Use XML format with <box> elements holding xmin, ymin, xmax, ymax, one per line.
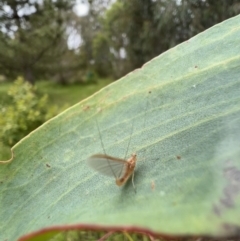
<box><xmin>36</xmin><ymin>78</ymin><xmax>113</xmax><ymax>106</ymax></box>
<box><xmin>0</xmin><ymin>78</ymin><xmax>113</xmax><ymax>160</ymax></box>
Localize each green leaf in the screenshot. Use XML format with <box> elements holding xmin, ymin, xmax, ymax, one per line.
<box><xmin>1</xmin><ymin>15</ymin><xmax>240</xmax><ymax>241</ymax></box>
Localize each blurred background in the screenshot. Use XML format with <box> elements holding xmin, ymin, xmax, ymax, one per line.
<box><xmin>0</xmin><ymin>0</ymin><xmax>240</xmax><ymax>159</ymax></box>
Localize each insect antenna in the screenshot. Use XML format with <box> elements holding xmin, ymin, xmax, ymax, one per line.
<box><xmin>95</xmin><ymin>117</ymin><xmax>118</xmax><ymax>180</ymax></box>
<box><xmin>122</xmin><ymin>118</ymin><xmax>136</xmax><ymax>193</ymax></box>
<box><xmin>124</xmin><ymin>119</ymin><xmax>135</xmax><ymax>160</ymax></box>
<box><xmin>131</xmin><ymin>91</ymin><xmax>151</xmax><ymax>192</ymax></box>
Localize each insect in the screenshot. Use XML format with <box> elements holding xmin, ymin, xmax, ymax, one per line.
<box><xmin>88</xmin><ymin>153</ymin><xmax>137</xmax><ymax>189</ymax></box>
<box><xmin>87</xmin><ymin>90</ymin><xmax>151</xmax><ymax>191</ymax></box>
<box><xmin>87</xmin><ymin>117</ymin><xmax>137</xmax><ymax>191</ymax></box>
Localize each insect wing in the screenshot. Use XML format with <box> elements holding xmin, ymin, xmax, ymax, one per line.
<box><xmin>87</xmin><ymin>154</ymin><xmax>127</xmax><ymax>178</ymax></box>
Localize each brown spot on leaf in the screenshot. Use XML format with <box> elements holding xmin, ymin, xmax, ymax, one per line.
<box><xmin>151</xmin><ymin>181</ymin><xmax>155</xmax><ymax>190</ymax></box>
<box><xmin>221</xmin><ymin>166</ymin><xmax>240</xmax><ymax>207</ymax></box>
<box><xmin>212</xmin><ymin>204</ymin><xmax>221</xmax><ymax>216</ymax></box>
<box><xmin>176</xmin><ymin>155</ymin><xmax>181</xmax><ymax>160</ymax></box>
<box><xmin>221</xmin><ymin>223</ymin><xmax>240</xmax><ymax>236</ymax></box>
<box><xmin>46</xmin><ymin>163</ymin><xmax>51</xmax><ymax>168</ymax></box>
<box><xmin>83</xmin><ymin>105</ymin><xmax>90</xmax><ymax>111</ymax></box>
<box><xmin>213</xmin><ymin>164</ymin><xmax>240</xmax><ymax>216</ymax></box>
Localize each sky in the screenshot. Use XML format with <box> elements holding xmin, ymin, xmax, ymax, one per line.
<box><xmin>69</xmin><ymin>0</ymin><xmax>115</xmax><ymax>49</ymax></box>
<box><xmin>68</xmin><ymin>0</ymin><xmax>89</xmax><ymax>49</ymax></box>
<box><xmin>73</xmin><ymin>0</ymin><xmax>89</xmax><ymax>16</ymax></box>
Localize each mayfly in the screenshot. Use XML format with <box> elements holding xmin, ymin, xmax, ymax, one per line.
<box><xmin>87</xmin><ymin>116</ymin><xmax>137</xmax><ymax>191</ymax></box>
<box><xmin>88</xmin><ymin>153</ymin><xmax>137</xmax><ymax>188</ymax></box>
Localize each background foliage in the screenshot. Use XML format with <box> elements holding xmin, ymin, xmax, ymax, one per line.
<box><xmin>0</xmin><ymin>0</ymin><xmax>240</xmax><ymax>83</ymax></box>
<box><xmin>0</xmin><ymin>0</ymin><xmax>75</xmax><ymax>84</ymax></box>
<box><xmin>0</xmin><ymin>77</ymin><xmax>60</xmax><ymax>146</ymax></box>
